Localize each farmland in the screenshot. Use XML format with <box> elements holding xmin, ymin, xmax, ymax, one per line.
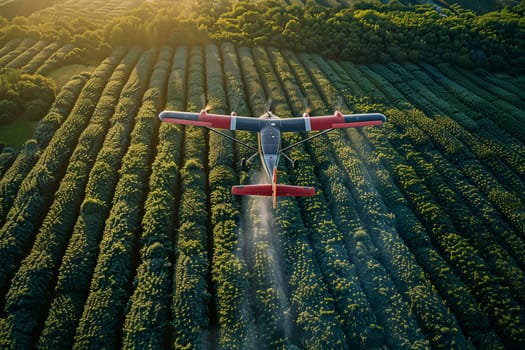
<box><xmin>1</xmin><ymin>1</ymin><xmax>525</xmax><ymax>349</ymax></box>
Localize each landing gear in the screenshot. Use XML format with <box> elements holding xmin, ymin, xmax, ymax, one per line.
<box><xmin>241</xmin><ymin>152</ymin><xmax>258</xmax><ymax>169</ymax></box>
<box><xmin>281</xmin><ymin>152</ymin><xmax>298</xmax><ymax>169</ymax></box>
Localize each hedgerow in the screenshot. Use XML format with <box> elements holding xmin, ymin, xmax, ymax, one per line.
<box><xmin>72</xmin><ymin>48</ymin><xmax>157</xmax><ymax>349</ymax></box>
<box><xmin>0</xmin><ymin>49</ymin><xmax>126</xmax><ymax>303</ymax></box>
<box><xmin>36</xmin><ymin>46</ymin><xmax>148</xmax><ymax>349</ymax></box>
<box><xmin>121</xmin><ymin>46</ymin><xmax>175</xmax><ymax>349</ymax></box>
<box><xmin>171</xmin><ymin>46</ymin><xmax>211</xmax><ymax>350</ymax></box>
<box><xmin>0</xmin><ymin>71</ymin><xmax>89</xmax><ymax>228</ymax></box>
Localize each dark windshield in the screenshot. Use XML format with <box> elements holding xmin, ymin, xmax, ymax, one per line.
<box><xmin>260</xmin><ymin>125</ymin><xmax>280</xmax><ymax>155</ymax></box>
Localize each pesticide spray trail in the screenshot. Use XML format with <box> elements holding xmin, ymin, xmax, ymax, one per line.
<box><xmin>238</xmin><ymin>169</ymin><xmax>295</xmax><ymax>346</ymax></box>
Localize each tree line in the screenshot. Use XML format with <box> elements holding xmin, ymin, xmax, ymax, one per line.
<box><xmin>0</xmin><ymin>68</ymin><xmax>55</xmax><ymax>124</ymax></box>
<box><xmin>104</xmin><ymin>0</ymin><xmax>525</xmax><ymax>72</ymax></box>
<box><xmin>1</xmin><ymin>0</ymin><xmax>524</xmax><ymax>72</ymax></box>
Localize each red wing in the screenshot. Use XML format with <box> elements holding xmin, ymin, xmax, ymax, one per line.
<box><xmin>280</xmin><ymin>112</ymin><xmax>386</xmax><ymax>132</ymax></box>
<box><xmin>159</xmin><ymin>110</ymin><xmax>231</xmax><ymax>129</ymax></box>
<box><xmin>159</xmin><ymin>110</ymin><xmax>261</xmax><ymax>131</ymax></box>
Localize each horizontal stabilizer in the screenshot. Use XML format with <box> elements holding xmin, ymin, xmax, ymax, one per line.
<box><xmin>232</xmin><ymin>184</ymin><xmax>315</xmax><ymax>197</ymax></box>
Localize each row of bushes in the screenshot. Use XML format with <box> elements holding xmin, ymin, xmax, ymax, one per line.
<box><xmin>1</xmin><ymin>41</ymin><xmax>525</xmax><ymax>348</ymax></box>
<box><xmin>35</xmin><ymin>46</ymin><xmax>147</xmax><ymax>348</ymax></box>
<box><xmin>121</xmin><ymin>46</ymin><xmax>176</xmax><ymax>348</ymax></box>
<box><xmin>170</xmin><ymin>47</ymin><xmax>211</xmax><ymax>349</ymax></box>
<box><xmin>293</xmin><ymin>50</ymin><xmax>469</xmax><ymax>348</ymax></box>
<box><xmin>351</xmin><ymin>60</ymin><xmax>525</xmax><ymax>347</ymax></box>
<box><xmin>0</xmin><ymin>71</ymin><xmax>89</xmax><ymax>229</ymax></box>
<box><xmin>0</xmin><ymin>49</ymin><xmax>127</xmax><ymax>309</ymax></box>
<box><xmin>71</xmin><ymin>48</ymin><xmax>157</xmax><ymax>348</ymax></box>
<box><xmin>0</xmin><ymin>46</ymin><xmax>146</xmax><ymax>349</ymax></box>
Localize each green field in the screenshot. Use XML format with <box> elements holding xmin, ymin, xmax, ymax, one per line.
<box><xmin>1</xmin><ymin>1</ymin><xmax>524</xmax><ymax>349</ymax></box>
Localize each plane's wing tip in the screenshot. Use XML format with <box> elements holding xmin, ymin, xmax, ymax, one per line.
<box><xmin>158</xmin><ymin>110</ymin><xmax>177</xmax><ymax>121</ymax></box>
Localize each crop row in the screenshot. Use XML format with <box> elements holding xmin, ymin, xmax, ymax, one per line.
<box><xmin>34</xmin><ymin>0</ymin><xmax>144</xmax><ymax>24</ymax></box>
<box><xmin>73</xmin><ymin>47</ymin><xmax>158</xmax><ymax>349</ymax></box>
<box><xmin>206</xmin><ymin>43</ymin><xmax>258</xmax><ymax>349</ymax></box>
<box><xmin>120</xmin><ymin>46</ymin><xmax>175</xmax><ymax>348</ymax></box>
<box><xmin>169</xmin><ymin>46</ymin><xmax>211</xmax><ymax>350</ymax></box>
<box><xmin>0</xmin><ymin>39</ymin><xmax>83</xmax><ymax>75</ymax></box>
<box><xmin>1</xmin><ymin>43</ymin><xmax>524</xmax><ymax>349</ymax></box>
<box><xmin>364</xmin><ymin>63</ymin><xmax>525</xmax><ymax>236</ymax></box>
<box><xmin>258</xmin><ymin>48</ymin><xmax>524</xmax><ymax>348</ymax></box>
<box><xmin>0</xmin><ymin>47</ymin><xmax>128</xmax><ymax>305</ymax></box>
<box><xmin>1</xmin><ymin>46</ymin><xmax>145</xmax><ymax>349</ymax></box>
<box><xmin>325</xmin><ymin>63</ymin><xmax>504</xmax><ymax>347</ymax></box>
<box><xmin>296</xmin><ymin>52</ymin><xmax>475</xmax><ymax>349</ymax></box>
<box><xmin>342</xmin><ymin>64</ymin><xmax>525</xmax><ymax>347</ymax></box>
<box><xmin>253</xmin><ymin>45</ymin><xmax>353</xmax><ymax>348</ymax></box>
<box><xmin>0</xmin><ymin>70</ymin><xmax>90</xmax><ymax>226</ymax></box>
<box><xmin>273</xmin><ymin>48</ymin><xmax>388</xmax><ymax>348</ymax></box>
<box><xmin>229</xmin><ymin>44</ymin><xmax>291</xmax><ymax>350</ymax></box>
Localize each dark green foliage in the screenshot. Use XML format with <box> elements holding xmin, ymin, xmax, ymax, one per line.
<box><xmin>0</xmin><ymin>99</ymin><xmax>17</xmax><ymax>124</ymax></box>
<box><xmin>0</xmin><ymin>68</ymin><xmax>56</xmax><ymax>124</ymax></box>
<box><xmin>0</xmin><ymin>17</ymin><xmax>109</xmax><ymax>66</ymax></box>
<box><xmin>121</xmin><ymin>46</ymin><xmax>176</xmax><ymax>349</ymax></box>
<box><xmin>32</xmin><ymin>72</ymin><xmax>92</xmax><ymax>146</ymax></box>
<box><xmin>35</xmin><ymin>47</ymin><xmax>144</xmax><ymax>349</ymax></box>
<box><xmin>121</xmin><ymin>122</ymin><xmax>179</xmax><ymax>348</ymax></box>
<box><xmin>171</xmin><ymin>47</ymin><xmax>211</xmax><ymax>350</ymax></box>
<box><xmin>1</xmin><ymin>28</ymin><xmax>524</xmax><ymax>350</ymax></box>
<box><xmin>3</xmin><ymin>1</ymin><xmax>524</xmax><ymax>71</ymax></box>
<box><xmin>48</xmin><ymin>0</ymin><xmax>524</xmax><ymax>72</ymax></box>
<box><xmin>249</xmin><ymin>44</ymin><xmax>350</xmax><ymax>349</ymax></box>
<box><xmin>69</xmin><ymin>48</ymin><xmax>157</xmax><ymax>349</ymax></box>
<box><xmin>206</xmin><ymin>43</ymin><xmax>257</xmax><ymax>349</ymax></box>
<box><xmin>291</xmin><ymin>51</ymin><xmax>473</xmax><ymax>349</ymax></box>
<box><xmin>1</xmin><ymin>46</ymin><xmax>146</xmax><ymax>349</ymax></box>
<box><xmin>271</xmin><ymin>48</ymin><xmax>384</xmax><ymax>348</ymax></box>
<box><xmin>0</xmin><ymin>147</ymin><xmax>17</xmax><ymax>177</ymax></box>
<box><xmin>0</xmin><ymin>50</ymin><xmax>126</xmax><ymax>301</ymax></box>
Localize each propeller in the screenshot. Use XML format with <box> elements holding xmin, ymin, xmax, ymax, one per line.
<box><xmin>303</xmin><ymin>97</ymin><xmax>311</xmax><ymax>117</ymax></box>
<box><xmin>265</xmin><ymin>97</ymin><xmax>272</xmax><ymax>113</ymax></box>
<box><xmin>201</xmin><ymin>93</ymin><xmax>212</xmax><ymax>112</ymax></box>
<box><xmin>259</xmin><ymin>96</ymin><xmax>272</xmax><ymax>118</ymax></box>
<box><xmin>335</xmin><ymin>95</ymin><xmax>343</xmax><ymax>113</ymax></box>
<box><xmin>230</xmin><ymin>94</ymin><xmax>242</xmax><ymax>116</ymax></box>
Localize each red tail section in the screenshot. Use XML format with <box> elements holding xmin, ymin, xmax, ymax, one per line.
<box><xmin>232</xmin><ymin>184</ymin><xmax>315</xmax><ymax>197</ymax></box>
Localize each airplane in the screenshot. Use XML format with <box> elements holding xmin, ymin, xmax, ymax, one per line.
<box><xmin>159</xmin><ymin>102</ymin><xmax>386</xmax><ymax>208</ymax></box>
